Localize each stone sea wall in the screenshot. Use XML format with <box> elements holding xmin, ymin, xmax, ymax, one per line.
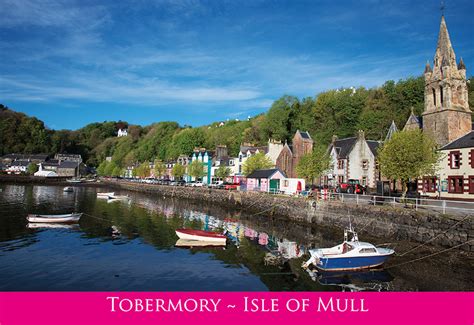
<box><xmin>103</xmin><ymin>180</ymin><xmax>473</xmax><ymax>252</ymax></box>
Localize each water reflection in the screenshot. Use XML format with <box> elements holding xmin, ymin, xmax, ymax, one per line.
<box><xmin>0</xmin><ymin>184</ymin><xmax>471</xmax><ymax>291</ymax></box>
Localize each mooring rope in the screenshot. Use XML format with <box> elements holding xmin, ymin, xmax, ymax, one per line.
<box><xmin>385</xmin><ymin>239</ymin><xmax>473</xmax><ymax>270</ymax></box>
<box><xmin>396</xmin><ymin>214</ymin><xmax>472</xmax><ymax>257</ymax></box>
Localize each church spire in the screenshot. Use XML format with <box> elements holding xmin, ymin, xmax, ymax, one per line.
<box><xmin>434</xmin><ymin>15</ymin><xmax>456</xmax><ymax>69</ymax></box>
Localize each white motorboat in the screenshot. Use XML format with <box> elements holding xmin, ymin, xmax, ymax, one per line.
<box><xmin>63</xmin><ymin>186</ymin><xmax>74</xmax><ymax>192</ymax></box>
<box><xmin>26</xmin><ymin>213</ymin><xmax>82</xmax><ymax>223</ymax></box>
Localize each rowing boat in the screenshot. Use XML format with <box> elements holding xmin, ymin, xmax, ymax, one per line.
<box><xmin>175</xmin><ymin>229</ymin><xmax>227</xmax><ymax>244</ymax></box>
<box><xmin>26</xmin><ymin>213</ymin><xmax>82</xmax><ymax>223</ymax></box>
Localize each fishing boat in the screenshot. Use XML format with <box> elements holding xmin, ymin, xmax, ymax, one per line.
<box><xmin>26</xmin><ymin>213</ymin><xmax>82</xmax><ymax>223</ymax></box>
<box><xmin>302</xmin><ymin>224</ymin><xmax>394</xmax><ymax>271</ymax></box>
<box><xmin>175</xmin><ymin>229</ymin><xmax>227</xmax><ymax>244</ymax></box>
<box><xmin>63</xmin><ymin>186</ymin><xmax>74</xmax><ymax>192</ymax></box>
<box><xmin>66</xmin><ymin>178</ymin><xmax>82</xmax><ymax>183</ymax></box>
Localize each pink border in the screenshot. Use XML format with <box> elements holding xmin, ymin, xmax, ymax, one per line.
<box><xmin>1</xmin><ymin>292</ymin><xmax>472</xmax><ymax>325</ymax></box>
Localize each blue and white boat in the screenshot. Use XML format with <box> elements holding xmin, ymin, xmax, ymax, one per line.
<box><xmin>302</xmin><ymin>225</ymin><xmax>394</xmax><ymax>271</ymax></box>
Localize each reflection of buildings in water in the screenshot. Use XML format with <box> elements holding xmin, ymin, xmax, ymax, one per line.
<box><xmin>258</xmin><ymin>232</ymin><xmax>269</xmax><ymax>246</ymax></box>
<box><xmin>277</xmin><ymin>239</ymin><xmax>304</xmax><ymax>259</ymax></box>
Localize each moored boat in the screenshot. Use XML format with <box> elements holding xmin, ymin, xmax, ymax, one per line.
<box><xmin>27</xmin><ymin>213</ymin><xmax>82</xmax><ymax>223</ymax></box>
<box><xmin>63</xmin><ymin>186</ymin><xmax>74</xmax><ymax>192</ymax></box>
<box><xmin>175</xmin><ymin>229</ymin><xmax>227</xmax><ymax>244</ymax></box>
<box><xmin>302</xmin><ymin>224</ymin><xmax>394</xmax><ymax>271</ymax></box>
<box><xmin>66</xmin><ymin>178</ymin><xmax>82</xmax><ymax>183</ymax></box>
<box><xmin>97</xmin><ymin>192</ymin><xmax>114</xmax><ymax>199</ymax></box>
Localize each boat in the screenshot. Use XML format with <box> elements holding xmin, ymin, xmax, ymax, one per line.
<box><xmin>66</xmin><ymin>178</ymin><xmax>82</xmax><ymax>183</ymax></box>
<box><xmin>63</xmin><ymin>186</ymin><xmax>74</xmax><ymax>192</ymax></box>
<box><xmin>109</xmin><ymin>195</ymin><xmax>130</xmax><ymax>200</ymax></box>
<box><xmin>175</xmin><ymin>229</ymin><xmax>227</xmax><ymax>244</ymax></box>
<box><xmin>97</xmin><ymin>192</ymin><xmax>114</xmax><ymax>199</ymax></box>
<box><xmin>175</xmin><ymin>239</ymin><xmax>226</xmax><ymax>248</ymax></box>
<box><xmin>302</xmin><ymin>224</ymin><xmax>394</xmax><ymax>271</ymax></box>
<box><xmin>26</xmin><ymin>213</ymin><xmax>82</xmax><ymax>223</ymax></box>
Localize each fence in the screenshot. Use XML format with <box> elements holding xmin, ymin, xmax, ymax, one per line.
<box><xmin>318</xmin><ymin>192</ymin><xmax>474</xmax><ymax>215</ymax></box>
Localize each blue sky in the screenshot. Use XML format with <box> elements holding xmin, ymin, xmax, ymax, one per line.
<box><xmin>1</xmin><ymin>0</ymin><xmax>473</xmax><ymax>130</ymax></box>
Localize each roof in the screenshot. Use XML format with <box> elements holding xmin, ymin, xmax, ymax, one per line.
<box><xmin>57</xmin><ymin>161</ymin><xmax>79</xmax><ymax>169</ymax></box>
<box><xmin>34</xmin><ymin>170</ymin><xmax>58</xmax><ymax>177</ymax></box>
<box><xmin>11</xmin><ymin>161</ymin><xmax>31</xmax><ymax>167</ymax></box>
<box><xmin>247</xmin><ymin>168</ymin><xmax>286</xmax><ymax>179</ymax></box>
<box><xmin>331</xmin><ymin>137</ymin><xmax>357</xmax><ymax>159</ymax></box>
<box><xmin>440</xmin><ymin>131</ymin><xmax>474</xmax><ymax>150</ymax></box>
<box><xmin>297</xmin><ymin>130</ymin><xmax>312</xmax><ymax>140</ymax></box>
<box><xmin>367</xmin><ymin>141</ymin><xmax>380</xmax><ymax>157</ymax></box>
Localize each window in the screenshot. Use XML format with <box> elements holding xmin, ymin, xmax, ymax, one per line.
<box><xmin>359</xmin><ymin>248</ymin><xmax>377</xmax><ymax>254</ymax></box>
<box><xmin>423</xmin><ymin>177</ymin><xmax>437</xmax><ymax>193</ymax></box>
<box><xmin>449</xmin><ymin>151</ymin><xmax>461</xmax><ymax>169</ymax></box>
<box><xmin>448</xmin><ymin>176</ymin><xmax>464</xmax><ymax>194</ymax></box>
<box><xmin>337</xmin><ymin>159</ymin><xmax>345</xmax><ymax>169</ymax></box>
<box><xmin>239</xmin><ymin>155</ymin><xmax>242</xmax><ymax>162</ymax></box>
<box><xmin>470</xmin><ymin>150</ymin><xmax>474</xmax><ymax>169</ymax></box>
<box><xmin>362</xmin><ymin>160</ymin><xmax>369</xmax><ymax>170</ymax></box>
<box><xmin>362</xmin><ymin>177</ymin><xmax>367</xmax><ymax>186</ymax></box>
<box><xmin>284</xmin><ymin>180</ymin><xmax>289</xmax><ymax>187</ymax></box>
<box><xmin>229</xmin><ymin>160</ymin><xmax>234</xmax><ymax>166</ymax></box>
<box><xmin>439</xmin><ymin>86</ymin><xmax>444</xmax><ymax>106</ymax></box>
<box><xmin>469</xmin><ymin>176</ymin><xmax>474</xmax><ymax>195</ymax></box>
<box><xmin>338</xmin><ymin>175</ymin><xmax>344</xmax><ymax>184</ymax></box>
<box><xmin>432</xmin><ymin>88</ymin><xmax>436</xmax><ymax>106</ymax></box>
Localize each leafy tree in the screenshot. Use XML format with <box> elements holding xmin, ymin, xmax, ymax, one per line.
<box><xmin>154</xmin><ymin>159</ymin><xmax>166</xmax><ymax>179</ymax></box>
<box><xmin>243</xmin><ymin>152</ymin><xmax>273</xmax><ymax>176</ymax></box>
<box><xmin>104</xmin><ymin>161</ymin><xmax>118</xmax><ymax>176</ymax></box>
<box><xmin>215</xmin><ymin>164</ymin><xmax>231</xmax><ymax>180</ymax></box>
<box><xmin>27</xmin><ymin>163</ymin><xmax>39</xmax><ymax>175</ymax></box>
<box><xmin>135</xmin><ymin>162</ymin><xmax>151</xmax><ymax>178</ymax></box>
<box><xmin>261</xmin><ymin>95</ymin><xmax>298</xmax><ymax>142</ymax></box>
<box><xmin>172</xmin><ymin>164</ymin><xmax>186</xmax><ymax>179</ymax></box>
<box><xmin>378</xmin><ymin>129</ymin><xmax>441</xmax><ymax>196</ymax></box>
<box><xmin>188</xmin><ymin>160</ymin><xmax>206</xmax><ymax>180</ymax></box>
<box><xmin>296</xmin><ymin>145</ymin><xmax>331</xmax><ymax>183</ymax></box>
<box><xmin>111</xmin><ymin>166</ymin><xmax>123</xmax><ymax>177</ymax></box>
<box><xmin>96</xmin><ymin>161</ymin><xmax>108</xmax><ymax>176</ymax></box>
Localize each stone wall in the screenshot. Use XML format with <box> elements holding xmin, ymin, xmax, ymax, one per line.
<box><xmin>104</xmin><ymin>179</ymin><xmax>473</xmax><ymax>252</ymax></box>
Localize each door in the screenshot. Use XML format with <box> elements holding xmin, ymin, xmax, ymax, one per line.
<box><xmin>269</xmin><ymin>179</ymin><xmax>280</xmax><ymax>192</ymax></box>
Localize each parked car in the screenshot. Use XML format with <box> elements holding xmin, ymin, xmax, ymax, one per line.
<box><xmin>335</xmin><ymin>179</ymin><xmax>366</xmax><ymax>194</ymax></box>
<box><xmin>224</xmin><ymin>182</ymin><xmax>239</xmax><ymax>190</ymax></box>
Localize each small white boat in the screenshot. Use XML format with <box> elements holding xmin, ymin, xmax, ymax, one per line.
<box><xmin>66</xmin><ymin>178</ymin><xmax>82</xmax><ymax>183</ymax></box>
<box><xmin>175</xmin><ymin>229</ymin><xmax>227</xmax><ymax>244</ymax></box>
<box><xmin>63</xmin><ymin>186</ymin><xmax>74</xmax><ymax>192</ymax></box>
<box><xmin>302</xmin><ymin>224</ymin><xmax>394</xmax><ymax>271</ymax></box>
<box><xmin>27</xmin><ymin>213</ymin><xmax>82</xmax><ymax>223</ymax></box>
<box><xmin>97</xmin><ymin>192</ymin><xmax>114</xmax><ymax>199</ymax></box>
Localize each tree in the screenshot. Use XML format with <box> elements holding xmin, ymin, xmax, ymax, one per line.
<box><xmin>111</xmin><ymin>166</ymin><xmax>123</xmax><ymax>177</ymax></box>
<box><xmin>154</xmin><ymin>159</ymin><xmax>166</xmax><ymax>179</ymax></box>
<box><xmin>296</xmin><ymin>145</ymin><xmax>331</xmax><ymax>183</ymax></box>
<box><xmin>188</xmin><ymin>160</ymin><xmax>206</xmax><ymax>180</ymax></box>
<box><xmin>135</xmin><ymin>162</ymin><xmax>151</xmax><ymax>178</ymax></box>
<box><xmin>215</xmin><ymin>164</ymin><xmax>231</xmax><ymax>180</ymax></box>
<box><xmin>27</xmin><ymin>163</ymin><xmax>39</xmax><ymax>175</ymax></box>
<box><xmin>172</xmin><ymin>164</ymin><xmax>186</xmax><ymax>179</ymax></box>
<box><xmin>378</xmin><ymin>129</ymin><xmax>441</xmax><ymax>196</ymax></box>
<box><xmin>243</xmin><ymin>152</ymin><xmax>273</xmax><ymax>176</ymax></box>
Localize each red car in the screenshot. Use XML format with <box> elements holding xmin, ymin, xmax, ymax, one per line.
<box><xmin>336</xmin><ymin>179</ymin><xmax>366</xmax><ymax>194</ymax></box>
<box><xmin>224</xmin><ymin>183</ymin><xmax>239</xmax><ymax>190</ymax></box>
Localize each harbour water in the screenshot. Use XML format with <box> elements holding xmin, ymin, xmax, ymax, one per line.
<box><xmin>0</xmin><ymin>184</ymin><xmax>472</xmax><ymax>291</ymax></box>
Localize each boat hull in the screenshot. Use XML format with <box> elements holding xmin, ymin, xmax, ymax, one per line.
<box><xmin>317</xmin><ymin>255</ymin><xmax>392</xmax><ymax>271</ymax></box>
<box><xmin>27</xmin><ymin>213</ymin><xmax>82</xmax><ymax>223</ymax></box>
<box><xmin>175</xmin><ymin>229</ymin><xmax>226</xmax><ymax>243</ymax></box>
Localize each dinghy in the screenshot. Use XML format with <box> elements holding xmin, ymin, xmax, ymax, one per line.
<box><xmin>63</xmin><ymin>186</ymin><xmax>74</xmax><ymax>192</ymax></box>
<box><xmin>175</xmin><ymin>229</ymin><xmax>227</xmax><ymax>244</ymax></box>
<box><xmin>27</xmin><ymin>213</ymin><xmax>82</xmax><ymax>223</ymax></box>
<box><xmin>97</xmin><ymin>192</ymin><xmax>114</xmax><ymax>199</ymax></box>
<box><xmin>302</xmin><ymin>224</ymin><xmax>394</xmax><ymax>271</ymax></box>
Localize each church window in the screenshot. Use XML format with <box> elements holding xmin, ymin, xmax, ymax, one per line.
<box><xmin>432</xmin><ymin>88</ymin><xmax>436</xmax><ymax>106</ymax></box>
<box><xmin>439</xmin><ymin>86</ymin><xmax>444</xmax><ymax>106</ymax></box>
<box><xmin>362</xmin><ymin>160</ymin><xmax>369</xmax><ymax>170</ymax></box>
<box><xmin>337</xmin><ymin>160</ymin><xmax>345</xmax><ymax>169</ymax></box>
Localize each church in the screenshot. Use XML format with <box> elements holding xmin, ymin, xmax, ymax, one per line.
<box><xmin>403</xmin><ymin>16</ymin><xmax>473</xmax><ymax>199</ymax></box>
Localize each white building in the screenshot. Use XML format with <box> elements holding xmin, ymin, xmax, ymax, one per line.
<box><xmin>324</xmin><ymin>131</ymin><xmax>380</xmax><ymax>188</ymax></box>
<box><xmin>117</xmin><ymin>129</ymin><xmax>128</xmax><ymax>137</ymax></box>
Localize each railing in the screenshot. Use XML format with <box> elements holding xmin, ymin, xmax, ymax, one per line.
<box><xmin>317</xmin><ymin>192</ymin><xmax>474</xmax><ymax>215</ymax></box>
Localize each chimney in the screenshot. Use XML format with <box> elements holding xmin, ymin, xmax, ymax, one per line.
<box><xmin>331</xmin><ymin>135</ymin><xmax>338</xmax><ymax>144</ymax></box>
<box><xmin>358</xmin><ymin>130</ymin><xmax>365</xmax><ymax>140</ymax></box>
